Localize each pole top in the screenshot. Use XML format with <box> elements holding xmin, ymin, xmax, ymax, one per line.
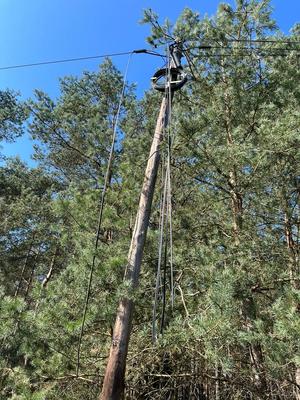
<box><xmin>151</xmin><ymin>42</ymin><xmax>188</xmax><ymax>93</ymax></box>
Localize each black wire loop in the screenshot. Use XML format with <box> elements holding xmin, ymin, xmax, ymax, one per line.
<box><xmin>151</xmin><ymin>67</ymin><xmax>187</xmax><ymax>92</ymax></box>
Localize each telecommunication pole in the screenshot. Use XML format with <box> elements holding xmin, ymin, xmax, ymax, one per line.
<box><xmin>100</xmin><ymin>42</ymin><xmax>187</xmax><ymax>400</ymax></box>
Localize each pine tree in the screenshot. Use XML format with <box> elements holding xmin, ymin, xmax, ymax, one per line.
<box><xmin>1</xmin><ymin>1</ymin><xmax>300</xmax><ymax>399</ymax></box>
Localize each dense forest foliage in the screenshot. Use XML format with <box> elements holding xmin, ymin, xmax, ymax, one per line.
<box><xmin>1</xmin><ymin>1</ymin><xmax>300</xmax><ymax>399</ymax></box>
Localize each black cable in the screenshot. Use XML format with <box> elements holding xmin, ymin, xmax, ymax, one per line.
<box><xmin>186</xmin><ymin>48</ymin><xmax>300</xmax><ymax>59</ymax></box>
<box><xmin>182</xmin><ymin>48</ymin><xmax>198</xmax><ymax>80</ymax></box>
<box><xmin>159</xmin><ymin>236</ymin><xmax>168</xmax><ymax>335</ymax></box>
<box><xmin>227</xmin><ymin>39</ymin><xmax>300</xmax><ymax>44</ymax></box>
<box><xmin>182</xmin><ymin>46</ymin><xmax>300</xmax><ymax>80</ymax></box>
<box><xmin>186</xmin><ymin>38</ymin><xmax>300</xmax><ymax>46</ymax></box>
<box><xmin>0</xmin><ymin>49</ymin><xmax>164</xmax><ymax>71</ymax></box>
<box><xmin>2</xmin><ymin>43</ymin><xmax>295</xmax><ymax>72</ymax></box>
<box><xmin>194</xmin><ymin>52</ymin><xmax>300</xmax><ymax>58</ymax></box>
<box><xmin>187</xmin><ymin>45</ymin><xmax>300</xmax><ymax>52</ymax></box>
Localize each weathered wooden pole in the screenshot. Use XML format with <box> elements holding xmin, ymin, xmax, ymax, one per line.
<box><xmin>100</xmin><ymin>43</ymin><xmax>186</xmax><ymax>400</ymax></box>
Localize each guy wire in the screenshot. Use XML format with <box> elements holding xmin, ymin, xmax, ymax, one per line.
<box><xmin>75</xmin><ymin>52</ymin><xmax>133</xmax><ymax>376</ymax></box>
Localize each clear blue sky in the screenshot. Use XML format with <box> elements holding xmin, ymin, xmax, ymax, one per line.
<box><xmin>1</xmin><ymin>0</ymin><xmax>299</xmax><ymax>162</ymax></box>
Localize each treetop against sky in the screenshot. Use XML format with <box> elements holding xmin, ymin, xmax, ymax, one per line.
<box><xmin>0</xmin><ymin>0</ymin><xmax>299</xmax><ymax>161</ymax></box>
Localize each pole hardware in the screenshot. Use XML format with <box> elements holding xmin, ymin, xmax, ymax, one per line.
<box><xmin>151</xmin><ymin>41</ymin><xmax>187</xmax><ymax>92</ymax></box>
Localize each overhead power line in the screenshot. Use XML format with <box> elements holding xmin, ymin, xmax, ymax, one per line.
<box><xmin>184</xmin><ymin>44</ymin><xmax>300</xmax><ymax>59</ymax></box>
<box><xmin>186</xmin><ymin>38</ymin><xmax>300</xmax><ymax>46</ymax></box>
<box><xmin>0</xmin><ymin>49</ymin><xmax>164</xmax><ymax>71</ymax></box>
<box><xmin>227</xmin><ymin>39</ymin><xmax>300</xmax><ymax>44</ymax></box>
<box><xmin>195</xmin><ymin>45</ymin><xmax>300</xmax><ymax>52</ymax></box>
<box><xmin>1</xmin><ymin>41</ymin><xmax>299</xmax><ymax>72</ymax></box>
<box><xmin>187</xmin><ymin>50</ymin><xmax>300</xmax><ymax>58</ymax></box>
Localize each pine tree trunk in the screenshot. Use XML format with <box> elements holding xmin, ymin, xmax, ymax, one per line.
<box><xmin>14</xmin><ymin>239</ymin><xmax>34</xmax><ymax>297</ymax></box>
<box><xmin>42</xmin><ymin>246</ymin><xmax>59</xmax><ymax>288</ymax></box>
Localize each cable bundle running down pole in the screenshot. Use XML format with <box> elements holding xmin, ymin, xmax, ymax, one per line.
<box><xmin>76</xmin><ymin>53</ymin><xmax>133</xmax><ymax>376</ymax></box>
<box><xmin>152</xmin><ymin>45</ymin><xmax>175</xmax><ymax>342</ymax></box>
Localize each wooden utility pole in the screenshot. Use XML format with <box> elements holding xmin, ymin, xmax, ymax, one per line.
<box><xmin>100</xmin><ymin>43</ymin><xmax>186</xmax><ymax>400</ymax></box>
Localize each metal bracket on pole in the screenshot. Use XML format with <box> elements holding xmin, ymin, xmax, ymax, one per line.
<box><xmin>151</xmin><ymin>42</ymin><xmax>188</xmax><ymax>92</ymax></box>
